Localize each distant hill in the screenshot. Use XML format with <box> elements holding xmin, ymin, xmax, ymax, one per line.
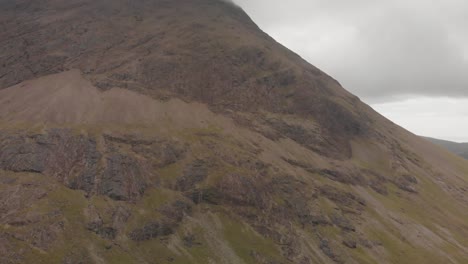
<box><xmin>424</xmin><ymin>137</ymin><xmax>468</xmax><ymax>159</ymax></box>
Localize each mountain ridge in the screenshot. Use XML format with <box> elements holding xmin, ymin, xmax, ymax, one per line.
<box><xmin>423</xmin><ymin>137</ymin><xmax>468</xmax><ymax>159</ymax></box>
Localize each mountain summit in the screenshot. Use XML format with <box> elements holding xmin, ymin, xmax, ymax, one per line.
<box><xmin>1</xmin><ymin>0</ymin><xmax>467</xmax><ymax>263</ymax></box>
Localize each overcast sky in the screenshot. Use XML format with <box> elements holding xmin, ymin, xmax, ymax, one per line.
<box><xmin>235</xmin><ymin>0</ymin><xmax>468</xmax><ymax>142</ymax></box>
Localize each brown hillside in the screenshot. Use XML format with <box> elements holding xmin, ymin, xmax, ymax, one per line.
<box><xmin>0</xmin><ymin>1</ymin><xmax>467</xmax><ymax>263</ymax></box>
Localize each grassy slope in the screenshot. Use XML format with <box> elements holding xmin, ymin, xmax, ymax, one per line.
<box><xmin>1</xmin><ymin>110</ymin><xmax>467</xmax><ymax>263</ymax></box>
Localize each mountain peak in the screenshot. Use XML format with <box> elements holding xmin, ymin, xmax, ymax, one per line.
<box><xmin>1</xmin><ymin>0</ymin><xmax>368</xmax><ymax>158</ymax></box>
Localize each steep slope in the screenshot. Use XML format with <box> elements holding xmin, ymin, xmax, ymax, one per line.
<box><xmin>424</xmin><ymin>137</ymin><xmax>468</xmax><ymax>159</ymax></box>
<box><xmin>0</xmin><ymin>1</ymin><xmax>467</xmax><ymax>264</ymax></box>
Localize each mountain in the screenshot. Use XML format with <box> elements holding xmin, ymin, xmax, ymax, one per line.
<box><xmin>424</xmin><ymin>137</ymin><xmax>468</xmax><ymax>159</ymax></box>
<box><xmin>1</xmin><ymin>0</ymin><xmax>467</xmax><ymax>263</ymax></box>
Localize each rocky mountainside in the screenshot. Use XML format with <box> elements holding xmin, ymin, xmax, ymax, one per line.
<box><xmin>0</xmin><ymin>0</ymin><xmax>467</xmax><ymax>263</ymax></box>
<box><xmin>424</xmin><ymin>137</ymin><xmax>468</xmax><ymax>159</ymax></box>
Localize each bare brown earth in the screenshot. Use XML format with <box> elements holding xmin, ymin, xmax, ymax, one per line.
<box><xmin>0</xmin><ymin>70</ymin><xmax>224</xmax><ymax>126</ymax></box>
<box><xmin>0</xmin><ymin>0</ymin><xmax>467</xmax><ymax>264</ymax></box>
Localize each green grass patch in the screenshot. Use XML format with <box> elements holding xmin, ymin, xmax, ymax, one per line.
<box><xmin>218</xmin><ymin>213</ymin><xmax>285</xmax><ymax>264</ymax></box>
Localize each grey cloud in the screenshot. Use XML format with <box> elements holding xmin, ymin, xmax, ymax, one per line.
<box><xmin>235</xmin><ymin>0</ymin><xmax>468</xmax><ymax>102</ymax></box>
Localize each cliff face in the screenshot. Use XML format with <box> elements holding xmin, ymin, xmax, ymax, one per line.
<box><xmin>0</xmin><ymin>1</ymin><xmax>467</xmax><ymax>264</ymax></box>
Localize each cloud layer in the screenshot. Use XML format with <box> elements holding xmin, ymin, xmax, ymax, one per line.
<box><xmin>235</xmin><ymin>0</ymin><xmax>468</xmax><ymax>102</ymax></box>
<box><xmin>374</xmin><ymin>97</ymin><xmax>468</xmax><ymax>142</ymax></box>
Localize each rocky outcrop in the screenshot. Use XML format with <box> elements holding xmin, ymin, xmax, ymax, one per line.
<box><xmin>100</xmin><ymin>154</ymin><xmax>147</xmax><ymax>201</ymax></box>
<box><xmin>129</xmin><ymin>221</ymin><xmax>174</xmax><ymax>241</ymax></box>
<box><xmin>0</xmin><ymin>130</ymin><xmax>101</xmax><ymax>193</ymax></box>
<box><xmin>0</xmin><ymin>135</ymin><xmax>48</xmax><ymax>173</ymax></box>
<box><xmin>176</xmin><ymin>160</ymin><xmax>208</xmax><ymax>192</ymax></box>
<box><xmin>319</xmin><ymin>239</ymin><xmax>344</xmax><ymax>264</ymax></box>
<box><xmin>0</xmin><ymin>130</ymin><xmax>186</xmax><ymax>201</ymax></box>
<box><xmin>319</xmin><ymin>185</ymin><xmax>366</xmax><ymax>209</ymax></box>
<box><xmin>105</xmin><ymin>134</ymin><xmax>186</xmax><ymax>168</ymax></box>
<box><xmin>392</xmin><ymin>174</ymin><xmax>418</xmax><ymax>193</ymax></box>
<box><xmin>159</xmin><ymin>200</ymin><xmax>193</xmax><ymax>223</ymax></box>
